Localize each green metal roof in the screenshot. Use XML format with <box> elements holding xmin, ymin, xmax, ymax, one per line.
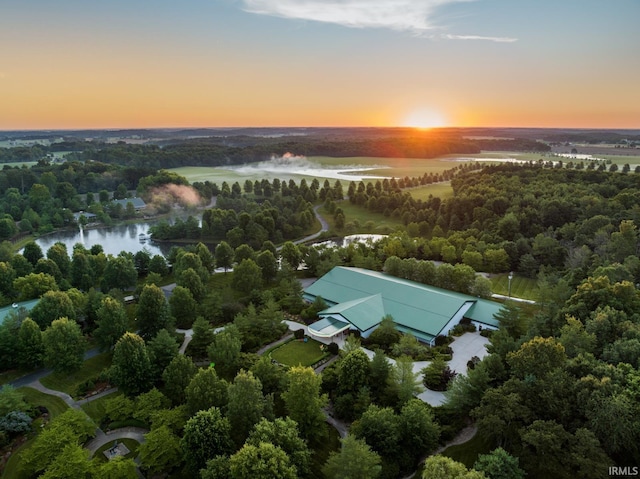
<box><xmin>319</xmin><ymin>294</ymin><xmax>385</xmax><ymax>332</ymax></box>
<box><xmin>305</xmin><ymin>267</ymin><xmax>503</xmax><ymax>338</ymax></box>
<box><xmin>465</xmin><ymin>300</ymin><xmax>502</xmax><ymax>328</ymax></box>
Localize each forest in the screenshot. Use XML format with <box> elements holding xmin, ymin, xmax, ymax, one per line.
<box><xmin>0</xmin><ymin>135</ymin><xmax>639</xmax><ymax>478</ymax></box>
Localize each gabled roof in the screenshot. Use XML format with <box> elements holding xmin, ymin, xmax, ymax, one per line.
<box><xmin>319</xmin><ymin>294</ymin><xmax>385</xmax><ymax>332</ymax></box>
<box><xmin>305</xmin><ymin>266</ymin><xmax>503</xmax><ymax>339</ymax></box>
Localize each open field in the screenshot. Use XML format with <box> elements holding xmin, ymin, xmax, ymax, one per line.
<box><xmin>406</xmin><ymin>182</ymin><xmax>454</xmax><ymax>201</ymax></box>
<box><xmin>39</xmin><ymin>353</ymin><xmax>112</xmax><ymax>398</ymax></box>
<box><xmin>0</xmin><ymin>161</ymin><xmax>37</xmax><ymax>168</ymax></box>
<box><xmin>269</xmin><ymin>338</ymin><xmax>328</xmax><ymax>367</ymax></box>
<box><xmin>169</xmin><ymin>154</ymin><xmax>489</xmax><ymax>187</ymax></box>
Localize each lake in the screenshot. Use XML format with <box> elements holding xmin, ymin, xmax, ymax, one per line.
<box><xmin>34</xmin><ymin>222</ymin><xmax>172</xmax><ymax>257</ymax></box>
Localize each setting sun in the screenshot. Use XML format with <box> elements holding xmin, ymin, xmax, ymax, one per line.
<box><xmin>401</xmin><ymin>108</ymin><xmax>448</xmax><ymax>129</ymax></box>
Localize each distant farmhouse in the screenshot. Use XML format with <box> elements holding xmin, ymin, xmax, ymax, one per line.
<box><xmin>304</xmin><ymin>267</ymin><xmax>503</xmax><ymax>346</ymax></box>
<box><xmin>112</xmin><ymin>197</ymin><xmax>147</xmax><ymax>211</ymax></box>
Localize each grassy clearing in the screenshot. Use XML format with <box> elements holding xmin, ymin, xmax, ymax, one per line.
<box><xmin>406</xmin><ymin>182</ymin><xmax>454</xmax><ymax>201</ymax></box>
<box><xmin>441</xmin><ymin>432</ymin><xmax>491</xmax><ymax>468</ymax></box>
<box><xmin>39</xmin><ymin>353</ymin><xmax>112</xmax><ymax>398</ymax></box>
<box><xmin>323</xmin><ymin>202</ymin><xmax>405</xmax><ymax>235</ymax></box>
<box><xmin>17</xmin><ymin>387</ymin><xmax>69</xmax><ymax>418</ymax></box>
<box><xmin>93</xmin><ymin>438</ymin><xmax>140</xmax><ymax>462</ymax></box>
<box><xmin>269</xmin><ymin>338</ymin><xmax>328</xmax><ymax>367</ymax></box>
<box><xmin>490</xmin><ymin>273</ymin><xmax>539</xmax><ymax>300</ymax></box>
<box><xmin>80</xmin><ymin>390</ymin><xmax>122</xmax><ymax>424</ymax></box>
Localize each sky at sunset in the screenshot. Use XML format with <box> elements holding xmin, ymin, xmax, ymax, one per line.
<box><xmin>1</xmin><ymin>0</ymin><xmax>639</xmax><ymax>130</ymax></box>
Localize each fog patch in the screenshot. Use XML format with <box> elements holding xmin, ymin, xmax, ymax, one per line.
<box><xmin>230</xmin><ymin>153</ymin><xmax>390</xmax><ymax>181</ymax></box>
<box><xmin>146</xmin><ymin>184</ymin><xmax>202</xmax><ymax>214</ymax></box>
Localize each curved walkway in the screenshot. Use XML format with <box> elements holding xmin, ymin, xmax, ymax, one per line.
<box><xmin>85</xmin><ymin>427</ymin><xmax>148</xmax><ymax>455</ymax></box>
<box><xmin>293</xmin><ymin>205</ymin><xmax>330</xmax><ymax>244</ymax></box>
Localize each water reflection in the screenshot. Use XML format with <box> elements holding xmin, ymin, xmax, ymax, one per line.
<box><xmin>313</xmin><ymin>234</ymin><xmax>387</xmax><ymax>249</ymax></box>
<box><xmin>34</xmin><ymin>222</ymin><xmax>174</xmax><ymax>257</ymax></box>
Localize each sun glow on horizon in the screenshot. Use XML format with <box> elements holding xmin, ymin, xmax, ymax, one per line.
<box><xmin>401</xmin><ymin>108</ymin><xmax>448</xmax><ymax>129</ymax></box>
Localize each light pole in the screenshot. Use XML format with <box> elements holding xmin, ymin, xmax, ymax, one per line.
<box><xmin>508</xmin><ymin>271</ymin><xmax>514</xmax><ymax>298</ymax></box>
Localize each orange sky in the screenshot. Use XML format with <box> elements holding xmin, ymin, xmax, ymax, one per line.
<box><xmin>1</xmin><ymin>1</ymin><xmax>638</xmax><ymax>130</ymax></box>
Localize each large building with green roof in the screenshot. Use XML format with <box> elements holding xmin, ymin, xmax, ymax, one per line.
<box><xmin>304</xmin><ymin>267</ymin><xmax>503</xmax><ymax>345</ymax></box>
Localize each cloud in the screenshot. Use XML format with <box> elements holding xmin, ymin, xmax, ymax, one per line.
<box><xmin>240</xmin><ymin>0</ymin><xmax>517</xmax><ymax>42</ymax></box>
<box><xmin>442</xmin><ymin>34</ymin><xmax>517</xmax><ymax>42</ymax></box>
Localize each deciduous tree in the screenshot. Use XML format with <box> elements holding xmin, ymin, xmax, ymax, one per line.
<box><xmin>110</xmin><ymin>332</ymin><xmax>152</xmax><ymax>396</ymax></box>
<box><xmin>42</xmin><ymin>317</ymin><xmax>84</xmax><ymax>373</ymax></box>
<box><xmin>137</xmin><ymin>283</ymin><xmax>171</xmax><ymax>340</ymax></box>
<box><xmin>93</xmin><ymin>296</ymin><xmax>128</xmax><ymax>351</ymax></box>
<box><xmin>182</xmin><ymin>407</ymin><xmax>234</xmax><ymax>472</ymax></box>
<box><xmin>323</xmin><ymin>435</ymin><xmax>382</xmax><ymax>479</ymax></box>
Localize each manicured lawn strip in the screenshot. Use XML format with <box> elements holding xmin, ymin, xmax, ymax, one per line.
<box><xmin>39</xmin><ymin>352</ymin><xmax>112</xmax><ymax>398</ymax></box>
<box><xmin>441</xmin><ymin>432</ymin><xmax>491</xmax><ymax>468</ymax></box>
<box><xmin>0</xmin><ymin>369</ymin><xmax>29</xmax><ymax>386</ymax></box>
<box><xmin>93</xmin><ymin>438</ymin><xmax>140</xmax><ymax>462</ymax></box>
<box><xmin>17</xmin><ymin>386</ymin><xmax>69</xmax><ymax>418</ymax></box>
<box><xmin>81</xmin><ymin>390</ymin><xmax>122</xmax><ymax>424</ymax></box>
<box><xmin>2</xmin><ymin>436</ymin><xmax>35</xmax><ymax>479</ymax></box>
<box><xmin>270</xmin><ymin>338</ymin><xmax>328</xmax><ymax>367</ymax></box>
<box><xmin>489</xmin><ymin>274</ymin><xmax>539</xmax><ymax>301</ymax></box>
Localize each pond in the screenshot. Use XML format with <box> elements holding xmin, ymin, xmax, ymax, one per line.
<box><xmin>34</xmin><ymin>222</ymin><xmax>173</xmax><ymax>257</ymax></box>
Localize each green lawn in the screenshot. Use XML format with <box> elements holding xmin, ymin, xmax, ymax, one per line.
<box><xmin>80</xmin><ymin>390</ymin><xmax>122</xmax><ymax>424</ymax></box>
<box><xmin>2</xmin><ymin>388</ymin><xmax>70</xmax><ymax>479</ymax></box>
<box><xmin>441</xmin><ymin>432</ymin><xmax>492</xmax><ymax>468</ymax></box>
<box><xmin>93</xmin><ymin>438</ymin><xmax>140</xmax><ymax>462</ymax></box>
<box><xmin>269</xmin><ymin>338</ymin><xmax>328</xmax><ymax>367</ymax></box>
<box><xmin>17</xmin><ymin>386</ymin><xmax>69</xmax><ymax>418</ymax></box>
<box><xmin>0</xmin><ymin>369</ymin><xmax>29</xmax><ymax>386</ymax></box>
<box><xmin>406</xmin><ymin>182</ymin><xmax>454</xmax><ymax>201</ymax></box>
<box><xmin>39</xmin><ymin>352</ymin><xmax>112</xmax><ymax>398</ymax></box>
<box><xmin>490</xmin><ymin>273</ymin><xmax>539</xmax><ymax>301</ymax></box>
<box><xmin>323</xmin><ymin>202</ymin><xmax>405</xmax><ymax>235</ymax></box>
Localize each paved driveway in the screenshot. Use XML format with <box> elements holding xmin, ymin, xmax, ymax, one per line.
<box><xmin>448</xmin><ymin>332</ymin><xmax>490</xmax><ymax>375</ymax></box>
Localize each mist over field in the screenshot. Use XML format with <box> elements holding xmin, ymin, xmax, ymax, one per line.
<box><xmin>229</xmin><ymin>152</ymin><xmax>390</xmax><ymax>181</ymax></box>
